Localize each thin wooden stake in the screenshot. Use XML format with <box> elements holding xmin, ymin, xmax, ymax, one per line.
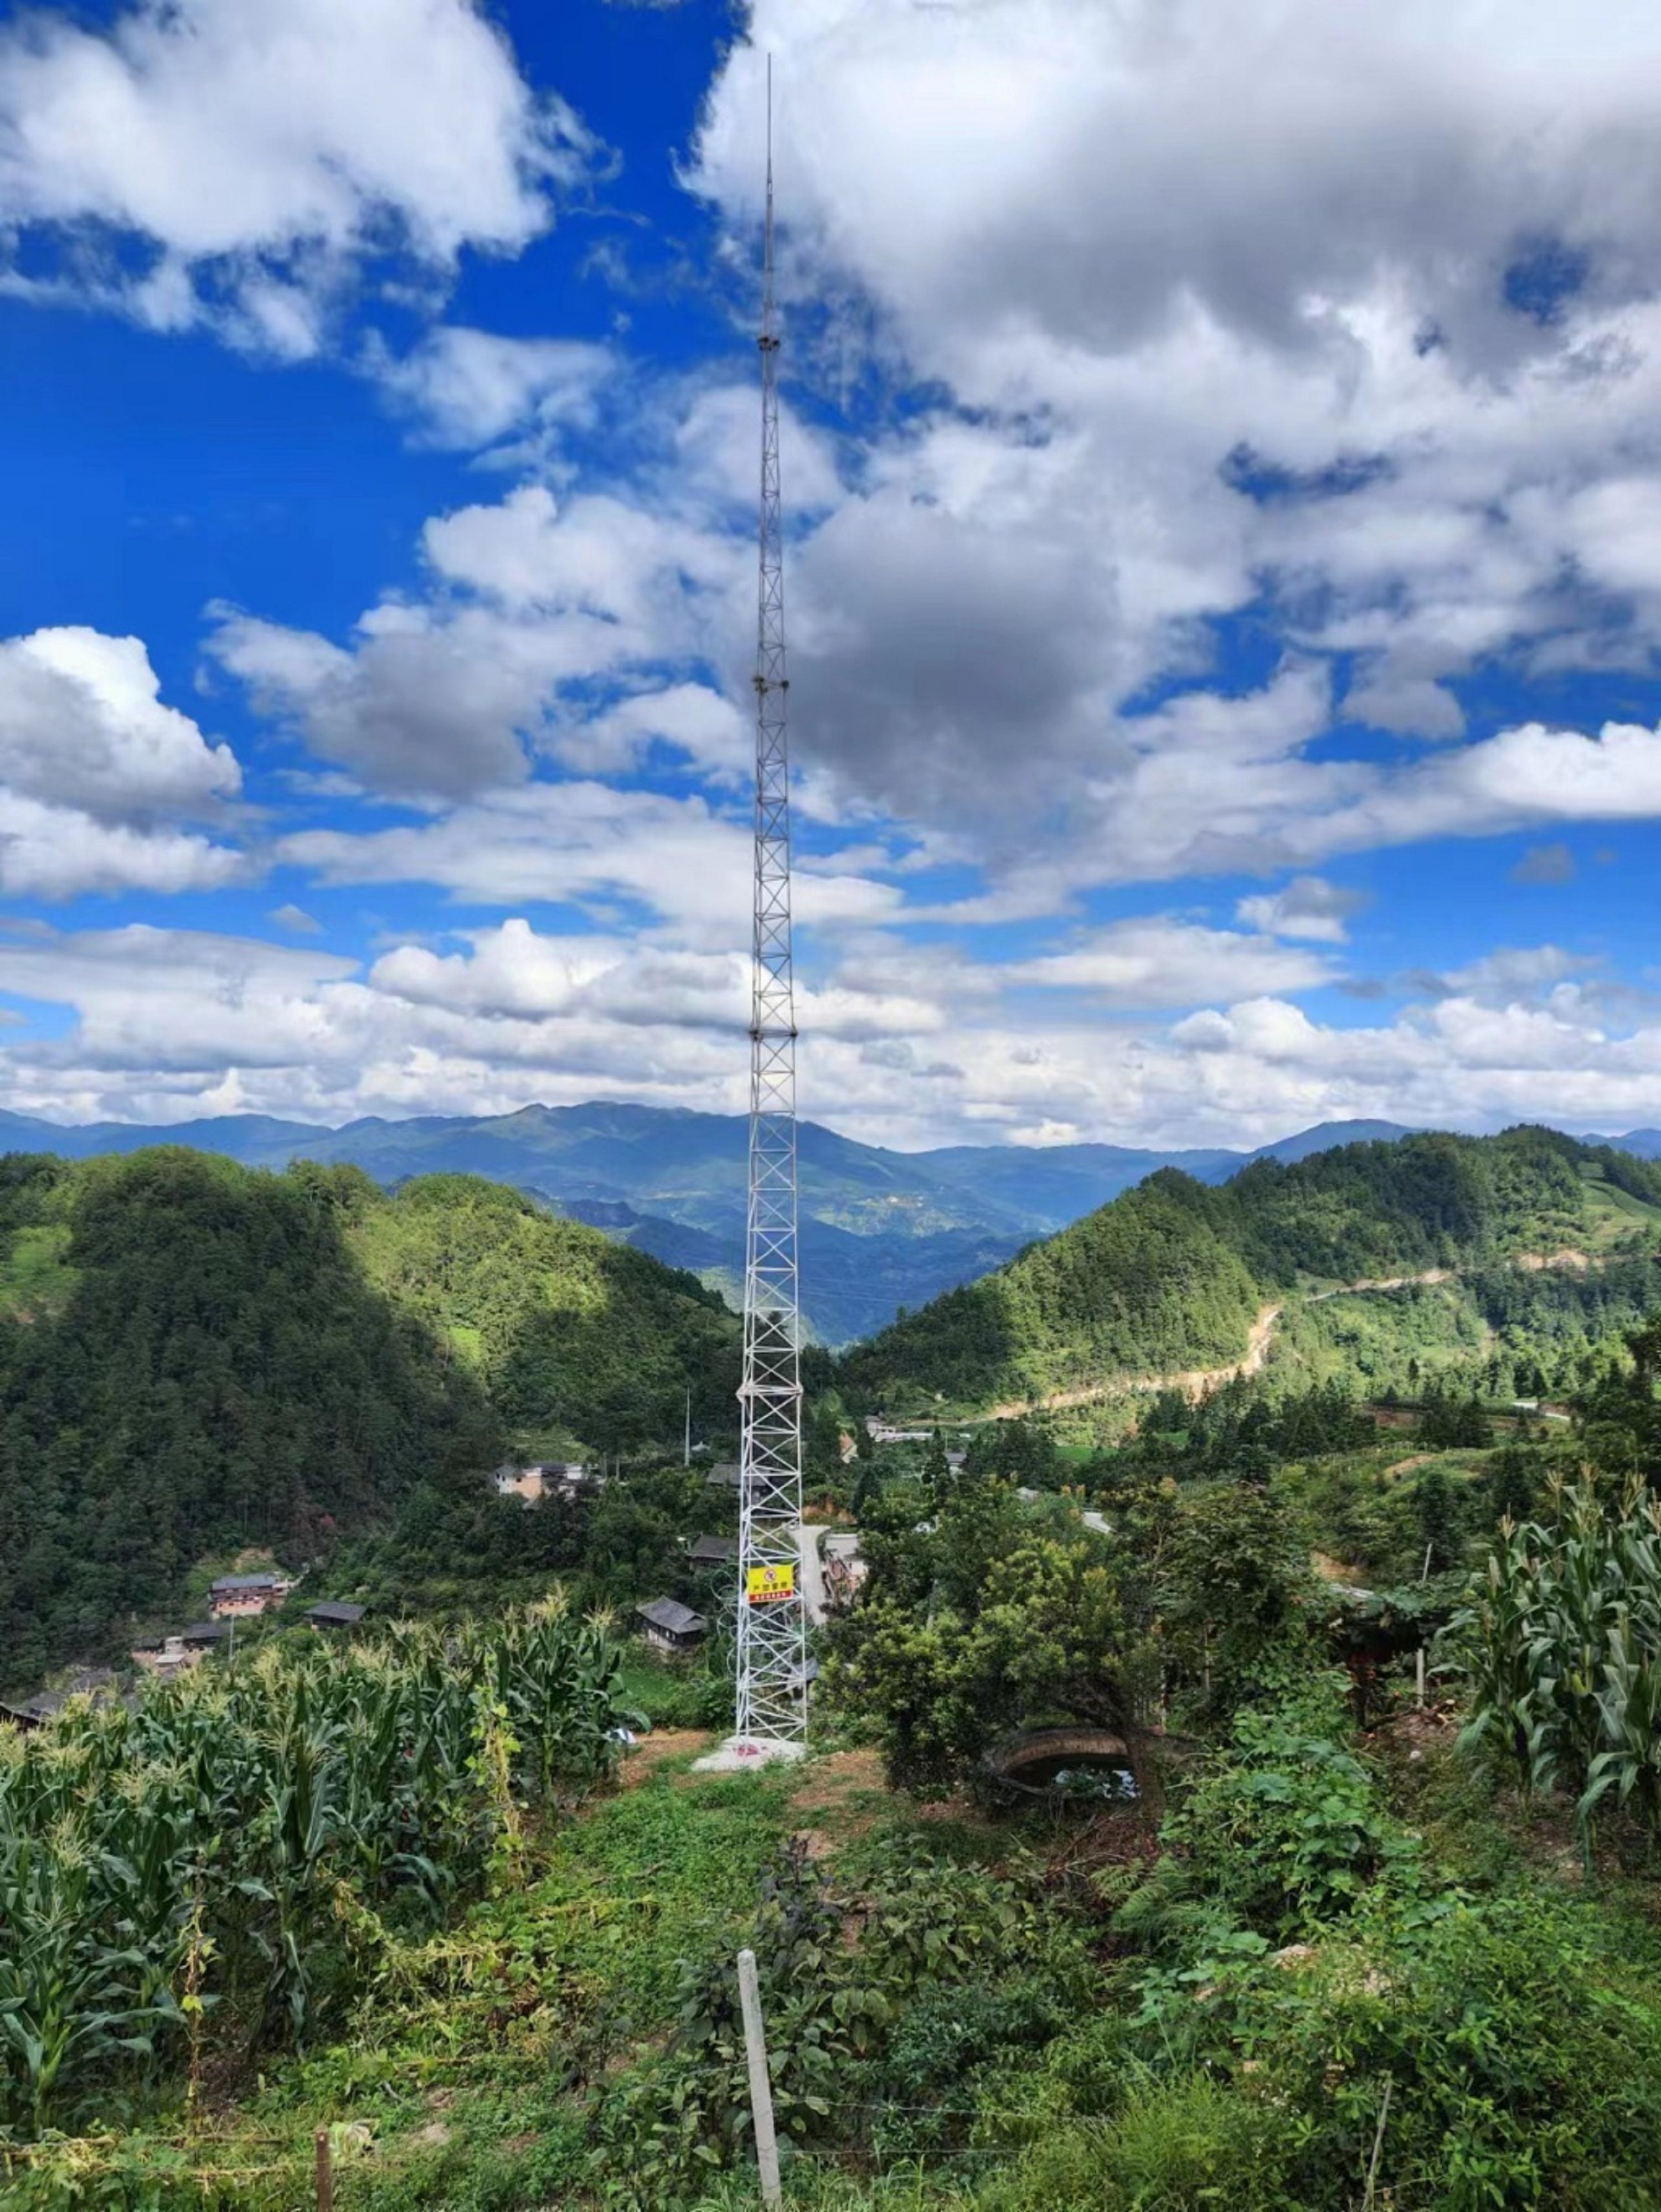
<box><xmin>1363</xmin><ymin>2077</ymin><xmax>1392</xmax><ymax>2212</ymax></box>
<box><xmin>736</xmin><ymin>1947</ymin><xmax>782</xmax><ymax>2207</ymax></box>
<box><xmin>315</xmin><ymin>2125</ymin><xmax>333</xmax><ymax>2212</ymax></box>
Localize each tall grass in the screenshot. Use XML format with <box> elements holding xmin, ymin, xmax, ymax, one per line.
<box><xmin>0</xmin><ymin>1599</ymin><xmax>631</xmax><ymax>2135</ymax></box>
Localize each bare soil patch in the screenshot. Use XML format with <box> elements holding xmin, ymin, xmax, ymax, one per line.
<box><xmin>618</xmin><ymin>1728</ymin><xmax>710</xmax><ymax>1787</ymax></box>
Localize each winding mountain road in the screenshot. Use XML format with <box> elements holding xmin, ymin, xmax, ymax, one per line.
<box><xmin>986</xmin><ymin>1253</ymin><xmax>1591</xmax><ymax>1421</ymax></box>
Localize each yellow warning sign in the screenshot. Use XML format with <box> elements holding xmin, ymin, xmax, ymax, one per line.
<box><xmin>746</xmin><ymin>1562</ymin><xmax>796</xmax><ymax>1606</ymax></box>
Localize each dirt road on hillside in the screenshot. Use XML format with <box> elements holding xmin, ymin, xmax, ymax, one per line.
<box><xmin>989</xmin><ymin>1301</ymin><xmax>1284</xmax><ymax>1420</ymax></box>
<box><xmin>985</xmin><ymin>1252</ymin><xmax>1589</xmax><ymax>1421</ymax></box>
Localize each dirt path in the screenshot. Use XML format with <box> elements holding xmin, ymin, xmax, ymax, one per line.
<box><xmin>985</xmin><ymin>1250</ymin><xmax>1592</xmax><ymax>1421</ymax></box>
<box><xmin>1306</xmin><ymin>1268</ymin><xmax>1451</xmax><ymax>1301</ymax></box>
<box><xmin>989</xmin><ymin>1300</ymin><xmax>1283</xmax><ymax>1420</ymax></box>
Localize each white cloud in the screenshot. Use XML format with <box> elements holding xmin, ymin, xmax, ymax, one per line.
<box><xmin>670</xmin><ymin>3</ymin><xmax>1661</xmax><ymax>888</ymax></box>
<box><xmin>1005</xmin><ymin>918</ymin><xmax>1335</xmax><ymax>1004</ymax></box>
<box><xmin>208</xmin><ymin>604</ymin><xmax>541</xmax><ymax>799</ymax></box>
<box><xmin>281</xmin><ymin>781</ymin><xmax>899</xmax><ymax>944</ymax></box>
<box><xmin>368</xmin><ymin>326</ymin><xmax>613</xmax><ymax>450</ymax></box>
<box><xmin>0</xmin><ymin>0</ymin><xmax>591</xmax><ymax>353</ymax></box>
<box><xmin>4</xmin><ymin>910</ymin><xmax>1661</xmax><ymax>1154</ymax></box>
<box><xmin>572</xmin><ymin>684</ymin><xmax>751</xmax><ymax>780</ymax></box>
<box><xmin>0</xmin><ymin>797</ymin><xmax>244</xmax><ymax>899</ymax></box>
<box><xmin>0</xmin><ymin>627</ymin><xmax>239</xmax><ymax>817</ymax></box>
<box><xmin>1510</xmin><ymin>842</ymin><xmax>1577</xmax><ymax>886</ymax></box>
<box><xmin>209</xmin><ymin>479</ymin><xmax>752</xmax><ymax>799</ymax></box>
<box><xmin>1237</xmin><ymin>876</ymin><xmax>1368</xmax><ymax>942</ymax></box>
<box><xmin>0</xmin><ymin>627</ymin><xmax>244</xmax><ymax>897</ymax></box>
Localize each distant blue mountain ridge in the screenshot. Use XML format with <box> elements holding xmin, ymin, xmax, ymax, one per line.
<box><xmin>0</xmin><ymin>1102</ymin><xmax>1638</xmax><ymax>1343</ymax></box>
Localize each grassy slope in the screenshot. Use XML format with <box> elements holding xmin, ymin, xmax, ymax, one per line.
<box><xmin>844</xmin><ymin>1127</ymin><xmax>1661</xmax><ymax>1410</ymax></box>
<box><xmin>19</xmin><ymin>1690</ymin><xmax>1661</xmax><ymax>2212</ymax></box>
<box><xmin>346</xmin><ymin>1171</ymin><xmax>741</xmax><ymax>1451</ymax></box>
<box><xmin>2</xmin><ymin>1741</ymin><xmax>889</xmax><ymax>2208</ymax></box>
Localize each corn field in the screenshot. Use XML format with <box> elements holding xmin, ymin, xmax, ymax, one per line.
<box><xmin>0</xmin><ymin>1598</ymin><xmax>633</xmax><ymax>2137</ymax></box>
<box><xmin>1448</xmin><ymin>1475</ymin><xmax>1661</xmax><ymax>1840</ymax></box>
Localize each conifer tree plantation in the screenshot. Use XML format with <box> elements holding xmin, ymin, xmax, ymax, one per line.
<box><xmin>7</xmin><ymin>1126</ymin><xmax>1661</xmax><ymax>2205</ymax></box>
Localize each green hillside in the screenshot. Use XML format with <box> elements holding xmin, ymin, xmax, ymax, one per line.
<box><xmin>0</xmin><ymin>1150</ymin><xmax>739</xmax><ymax>1686</ymax></box>
<box><xmin>843</xmin><ymin>1126</ymin><xmax>1661</xmax><ymax>1408</ymax></box>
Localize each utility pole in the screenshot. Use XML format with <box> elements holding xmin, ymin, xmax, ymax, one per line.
<box><xmin>733</xmin><ymin>55</ymin><xmax>808</xmax><ymax>1758</ymax></box>
<box><xmin>684</xmin><ymin>1387</ymin><xmax>692</xmax><ymax>1469</ymax></box>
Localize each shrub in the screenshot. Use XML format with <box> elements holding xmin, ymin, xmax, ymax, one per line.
<box><xmin>981</xmin><ymin>2077</ymin><xmax>1288</xmax><ymax>2211</ymax></box>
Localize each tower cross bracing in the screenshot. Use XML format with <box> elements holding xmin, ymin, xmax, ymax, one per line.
<box><xmin>733</xmin><ymin>63</ymin><xmax>808</xmax><ymax>1752</ymax></box>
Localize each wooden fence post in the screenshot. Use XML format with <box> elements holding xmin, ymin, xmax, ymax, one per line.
<box><xmin>315</xmin><ymin>2125</ymin><xmax>333</xmax><ymax>2212</ymax></box>
<box><xmin>736</xmin><ymin>1948</ymin><xmax>782</xmax><ymax>2207</ymax></box>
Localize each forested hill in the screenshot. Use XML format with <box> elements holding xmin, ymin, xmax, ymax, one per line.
<box><xmin>841</xmin><ymin>1125</ymin><xmax>1661</xmax><ymax>1407</ymax></box>
<box><xmin>0</xmin><ymin>1150</ymin><xmax>740</xmax><ymax>1686</ymax></box>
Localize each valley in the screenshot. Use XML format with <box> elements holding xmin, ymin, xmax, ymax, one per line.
<box><xmin>0</xmin><ymin>1098</ymin><xmax>1632</xmax><ymax>1344</ymax></box>
<box><xmin>7</xmin><ymin>1120</ymin><xmax>1661</xmax><ymax>2208</ymax></box>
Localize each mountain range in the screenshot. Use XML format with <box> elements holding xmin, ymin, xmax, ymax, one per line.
<box><xmin>0</xmin><ymin>1101</ymin><xmax>1650</xmax><ymax>1341</ymax></box>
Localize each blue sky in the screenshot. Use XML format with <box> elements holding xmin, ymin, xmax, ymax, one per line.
<box><xmin>2</xmin><ymin>0</ymin><xmax>1661</xmax><ymax>1148</ymax></box>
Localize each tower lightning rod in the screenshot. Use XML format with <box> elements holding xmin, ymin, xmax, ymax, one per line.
<box><xmin>731</xmin><ymin>53</ymin><xmax>808</xmax><ymax>1757</ymax></box>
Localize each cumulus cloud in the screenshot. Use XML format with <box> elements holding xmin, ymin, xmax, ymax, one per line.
<box><xmin>208</xmin><ymin>480</ymin><xmax>751</xmax><ymax>799</ymax></box>
<box><xmin>1005</xmin><ymin>918</ymin><xmax>1336</xmax><ymax>1004</ymax></box>
<box><xmin>0</xmin><ymin>0</ymin><xmax>592</xmax><ymax>353</ymax></box>
<box><xmin>370</xmin><ymin>916</ymin><xmax>937</xmax><ymax>1041</ymax></box>
<box><xmin>0</xmin><ymin>628</ymin><xmax>243</xmax><ymax>896</ymax></box>
<box><xmin>1237</xmin><ymin>877</ymin><xmax>1368</xmax><ymax>942</ymax></box>
<box><xmin>669</xmin><ymin>3</ymin><xmax>1661</xmax><ymax>877</ymax></box>
<box><xmin>368</xmin><ymin>327</ymin><xmax>613</xmax><ymax>451</ymax></box>
<box><xmin>0</xmin><ymin>628</ymin><xmax>238</xmax><ymax>818</ymax></box>
<box><xmin>280</xmin><ymin>780</ymin><xmax>901</xmax><ymax>945</ymax></box>
<box><xmin>208</xmin><ymin>604</ymin><xmax>542</xmax><ymax>799</ymax></box>
<box><xmin>6</xmin><ymin>913</ymin><xmax>1661</xmax><ymax>1153</ymax></box>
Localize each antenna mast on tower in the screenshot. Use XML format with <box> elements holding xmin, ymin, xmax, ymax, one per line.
<box><xmin>733</xmin><ymin>55</ymin><xmax>808</xmax><ymax>1755</ymax></box>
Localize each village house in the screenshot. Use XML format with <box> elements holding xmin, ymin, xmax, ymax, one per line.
<box><xmin>209</xmin><ymin>1572</ymin><xmax>292</xmax><ymax>1619</ymax></box>
<box><xmin>635</xmin><ymin>1597</ymin><xmax>708</xmax><ymax>1656</ymax></box>
<box><xmin>685</xmin><ymin>1533</ymin><xmax>739</xmax><ymax>1567</ymax></box>
<box><xmin>306</xmin><ymin>1601</ymin><xmax>366</xmax><ymax>1631</ymax></box>
<box><xmin>491</xmin><ymin>1461</ymin><xmax>593</xmax><ymax>1505</ymax></box>
<box><xmin>179</xmin><ymin>1621</ymin><xmax>232</xmax><ymax>1652</ymax></box>
<box><xmin>705</xmin><ymin>1459</ymin><xmax>743</xmax><ymax>1492</ymax></box>
<box><xmin>1</xmin><ymin>1668</ymin><xmax>122</xmax><ymax>1730</ymax></box>
<box><xmin>131</xmin><ymin>1633</ymin><xmax>210</xmax><ymax>1677</ymax></box>
<box><xmin>823</xmin><ymin>1529</ymin><xmax>867</xmax><ymax>1610</ymax></box>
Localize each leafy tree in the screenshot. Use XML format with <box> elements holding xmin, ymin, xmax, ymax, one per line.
<box><xmin>1415</xmin><ymin>1385</ymin><xmax>1492</xmax><ymax>1448</ymax></box>
<box><xmin>844</xmin><ymin>1124</ymin><xmax>1630</xmax><ymax>1410</ymax></box>
<box><xmin>1413</xmin><ymin>1461</ymin><xmax>1462</xmax><ymax>1573</ymax></box>
<box><xmin>828</xmin><ymin>1529</ymin><xmax>1148</xmax><ymax>1795</ymax></box>
<box><xmin>966</xmin><ymin>1415</ymin><xmax>1059</xmax><ymax>1487</ymax></box>
<box><xmin>1159</xmin><ymin>1485</ymin><xmax>1313</xmax><ymax>1712</ymax></box>
<box><xmin>922</xmin><ymin>1425</ymin><xmax>951</xmax><ymax>1502</ymax></box>
<box><xmin>1487</xmin><ymin>1443</ymin><xmax>1541</xmax><ymax>1524</ymax></box>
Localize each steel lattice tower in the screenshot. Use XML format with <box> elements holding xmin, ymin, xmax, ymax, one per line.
<box><xmin>733</xmin><ymin>64</ymin><xmax>808</xmax><ymax>1753</ymax></box>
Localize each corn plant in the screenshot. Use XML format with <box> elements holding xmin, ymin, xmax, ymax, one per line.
<box><xmin>0</xmin><ymin>1599</ymin><xmax>637</xmax><ymax>2133</ymax></box>
<box><xmin>1448</xmin><ymin>1475</ymin><xmax>1661</xmax><ymax>1845</ymax></box>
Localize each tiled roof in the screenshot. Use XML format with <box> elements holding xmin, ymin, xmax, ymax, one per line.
<box><xmin>636</xmin><ymin>1598</ymin><xmax>707</xmax><ymax>1637</ymax></box>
